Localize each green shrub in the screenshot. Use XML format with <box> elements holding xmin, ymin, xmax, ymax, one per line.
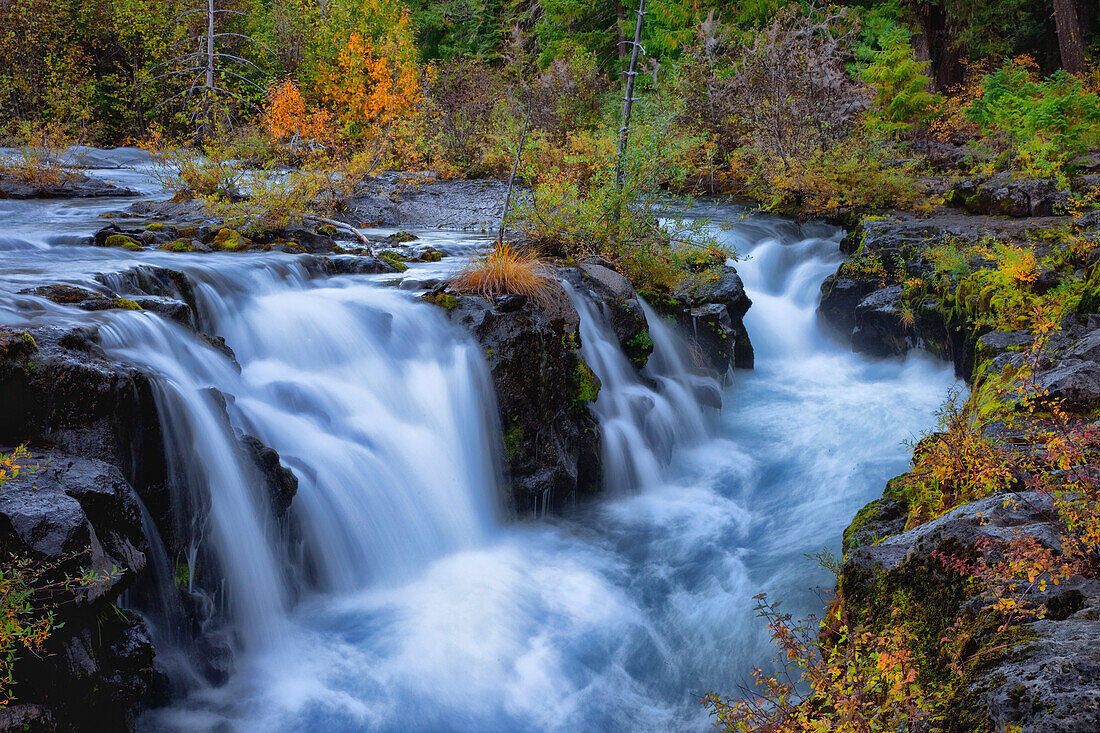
<box><xmin>967</xmin><ymin>60</ymin><xmax>1100</xmax><ymax>180</ymax></box>
<box><xmin>860</xmin><ymin>27</ymin><xmax>942</xmax><ymax>136</ymax></box>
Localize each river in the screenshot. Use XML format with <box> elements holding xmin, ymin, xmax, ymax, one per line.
<box><xmin>0</xmin><ymin>153</ymin><xmax>957</xmax><ymax>731</ymax></box>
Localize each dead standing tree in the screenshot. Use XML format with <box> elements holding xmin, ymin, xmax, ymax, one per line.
<box><xmin>145</xmin><ymin>0</ymin><xmax>270</xmax><ymax>136</ymax></box>
<box><xmin>612</xmin><ymin>0</ymin><xmax>646</xmax><ymax>238</ymax></box>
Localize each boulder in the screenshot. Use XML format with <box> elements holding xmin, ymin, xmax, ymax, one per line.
<box><xmin>843</xmin><ymin>488</ymin><xmax>1100</xmax><ymax>733</ymax></box>
<box><xmin>238</xmin><ymin>434</ymin><xmax>298</xmax><ymax>518</ymax></box>
<box><xmin>0</xmin><ymin>172</ymin><xmax>137</xmax><ymax>200</ymax></box>
<box><xmin>1035</xmin><ymin>360</ymin><xmax>1100</xmax><ymax>410</ymax></box>
<box><xmin>850</xmin><ymin>285</ymin><xmax>910</xmax><ymax>357</ymax></box>
<box><xmin>561</xmin><ymin>264</ymin><xmax>653</xmax><ymax>369</ymax></box>
<box><xmin>662</xmin><ymin>266</ymin><xmax>754</xmax><ymax>373</ymax></box>
<box><xmin>431</xmin><ymin>284</ymin><xmax>601</xmax><ymax>514</ymax></box>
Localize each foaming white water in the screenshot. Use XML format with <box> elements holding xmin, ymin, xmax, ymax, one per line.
<box><xmin>567</xmin><ymin>284</ymin><xmax>718</xmax><ymax>493</ymax></box>
<box><xmin>0</xmin><ymin>188</ymin><xmax>955</xmax><ymax>731</ymax></box>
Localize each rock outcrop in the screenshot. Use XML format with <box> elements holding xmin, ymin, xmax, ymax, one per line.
<box><xmin>0</xmin><ymin>172</ymin><xmax>137</xmax><ymax>200</ymax></box>
<box><xmin>841</xmin><ymin>491</ymin><xmax>1100</xmax><ymax>732</ymax></box>
<box><xmin>0</xmin><ymin>450</ymin><xmax>155</xmax><ymax>730</ymax></box>
<box><xmin>429</xmin><ymin>281</ymin><xmax>602</xmax><ymax>515</ymax></box>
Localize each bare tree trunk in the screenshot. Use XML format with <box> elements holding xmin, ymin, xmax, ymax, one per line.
<box><xmin>613</xmin><ymin>0</ymin><xmax>646</xmax><ymax>227</ymax></box>
<box><xmin>616</xmin><ymin>3</ymin><xmax>627</xmax><ymax>60</ymax></box>
<box><xmin>205</xmin><ymin>0</ymin><xmax>215</xmax><ymax>97</ymax></box>
<box><xmin>1054</xmin><ymin>0</ymin><xmax>1087</xmax><ymax>75</ymax></box>
<box><xmin>498</xmin><ymin>112</ymin><xmax>530</xmax><ymax>245</ymax></box>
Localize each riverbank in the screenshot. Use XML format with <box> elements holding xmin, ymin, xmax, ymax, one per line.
<box><xmin>788</xmin><ymin>156</ymin><xmax>1100</xmax><ymax>730</ymax></box>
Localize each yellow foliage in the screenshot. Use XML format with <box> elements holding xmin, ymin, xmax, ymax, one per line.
<box><xmin>263</xmin><ymin>79</ymin><xmax>336</xmax><ymax>148</ymax></box>
<box><xmin>323</xmin><ymin>29</ymin><xmax>420</xmax><ymax>137</ymax></box>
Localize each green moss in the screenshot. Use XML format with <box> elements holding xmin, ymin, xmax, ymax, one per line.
<box><xmin>423</xmin><ymin>291</ymin><xmax>458</xmax><ymax>310</ymax></box>
<box><xmin>624</xmin><ymin>329</ymin><xmax>653</xmax><ymax>369</ymax></box>
<box><xmin>504</xmin><ymin>424</ymin><xmax>524</xmax><ymax>461</ymax></box>
<box><xmin>104</xmin><ymin>234</ymin><xmax>140</xmax><ymax>250</ymax></box>
<box><xmin>0</xmin><ymin>331</ymin><xmax>37</xmax><ymax>361</ymax></box>
<box><xmin>160</xmin><ymin>239</ymin><xmax>197</xmax><ymax>253</ymax></box>
<box><xmin>175</xmin><ymin>562</ymin><xmax>190</xmax><ymax>588</ymax></box>
<box><xmin>144</xmin><ymin>222</ymin><xmax>165</xmax><ymax>231</ymax></box>
<box><xmin>114</xmin><ymin>298</ymin><xmax>142</xmax><ymax>311</ymax></box>
<box><xmin>572</xmin><ymin>358</ymin><xmax>601</xmax><ymax>407</ymax></box>
<box><xmin>379</xmin><ymin>250</ymin><xmax>409</xmax><ymax>272</ymax></box>
<box><xmin>561</xmin><ymin>329</ymin><xmax>580</xmax><ymax>351</ymax></box>
<box><xmin>211</xmin><ymin>228</ymin><xmax>251</xmax><ymax>251</ymax></box>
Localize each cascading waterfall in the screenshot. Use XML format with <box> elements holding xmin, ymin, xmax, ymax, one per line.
<box><xmin>566</xmin><ymin>284</ymin><xmax>719</xmax><ymax>493</ymax></box>
<box><xmin>0</xmin><ymin>169</ymin><xmax>960</xmax><ymax>731</ymax></box>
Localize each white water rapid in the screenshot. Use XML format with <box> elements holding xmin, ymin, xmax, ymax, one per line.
<box><xmin>0</xmin><ymin>158</ymin><xmax>958</xmax><ymax>731</ymax></box>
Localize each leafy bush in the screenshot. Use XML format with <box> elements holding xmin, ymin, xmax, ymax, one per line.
<box><xmin>740</xmin><ymin>135</ymin><xmax>924</xmax><ymax>216</ymax></box>
<box><xmin>967</xmin><ymin>59</ymin><xmax>1100</xmax><ymax>179</ymax></box>
<box><xmin>146</xmin><ymin>132</ymin><xmax>247</xmax><ymax>201</ymax></box>
<box><xmin>0</xmin><ymin>122</ymin><xmax>79</xmax><ymax>187</ymax></box>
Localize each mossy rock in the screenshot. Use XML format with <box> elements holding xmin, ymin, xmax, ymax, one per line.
<box><xmin>144</xmin><ymin>222</ymin><xmax>165</xmax><ymax>231</ymax></box>
<box><xmin>0</xmin><ymin>331</ymin><xmax>37</xmax><ymax>361</ymax></box>
<box><xmin>843</xmin><ymin>494</ymin><xmax>907</xmax><ymax>554</ymax></box>
<box><xmin>114</xmin><ymin>298</ymin><xmax>143</xmax><ymax>311</ymax></box>
<box><xmin>572</xmin><ymin>357</ymin><xmax>601</xmax><ymax>407</ymax></box>
<box><xmin>624</xmin><ymin>329</ymin><xmax>653</xmax><ymax>369</ymax></box>
<box><xmin>423</xmin><ymin>291</ymin><xmax>458</xmax><ymax>310</ymax></box>
<box><xmin>212</xmin><ymin>228</ymin><xmax>252</xmax><ymax>252</ymax></box>
<box><xmin>104</xmin><ymin>234</ymin><xmax>141</xmax><ymax>251</ymax></box>
<box><xmin>160</xmin><ymin>239</ymin><xmax>197</xmax><ymax>253</ymax></box>
<box><xmin>503</xmin><ymin>423</ymin><xmax>524</xmax><ymax>461</ymax></box>
<box><xmin>379</xmin><ymin>251</ymin><xmax>409</xmax><ymax>272</ymax></box>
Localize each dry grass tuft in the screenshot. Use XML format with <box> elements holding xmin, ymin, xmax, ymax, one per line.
<box><xmin>448</xmin><ymin>243</ymin><xmax>556</xmax><ymax>307</ymax></box>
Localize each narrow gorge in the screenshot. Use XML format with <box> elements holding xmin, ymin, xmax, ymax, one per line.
<box><xmin>0</xmin><ymin>155</ymin><xmax>962</xmax><ymax>731</ymax></box>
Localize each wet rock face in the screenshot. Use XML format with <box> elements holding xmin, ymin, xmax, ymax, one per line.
<box><xmin>239</xmin><ymin>433</ymin><xmax>299</xmax><ymax>518</ymax></box>
<box><xmin>0</xmin><ymin>450</ymin><xmax>154</xmax><ymax>731</ymax></box>
<box><xmin>561</xmin><ymin>263</ymin><xmax>653</xmax><ymax>369</ymax></box>
<box><xmin>432</xmin><ymin>282</ymin><xmax>601</xmax><ymax>515</ymax></box>
<box><xmin>841</xmin><ymin>491</ymin><xmax>1100</xmax><ymax>733</ymax></box>
<box><xmin>0</xmin><ymin>326</ymin><xmax>167</xmax><ymax>497</ymax></box>
<box><xmin>657</xmin><ymin>266</ymin><xmax>754</xmax><ymax>374</ymax></box>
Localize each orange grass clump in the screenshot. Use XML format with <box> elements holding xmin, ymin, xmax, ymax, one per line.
<box><xmin>448</xmin><ymin>243</ymin><xmax>555</xmax><ymax>307</ymax></box>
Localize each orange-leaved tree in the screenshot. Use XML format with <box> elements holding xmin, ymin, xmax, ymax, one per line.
<box><xmin>302</xmin><ymin>0</ymin><xmax>421</xmax><ymax>148</ymax></box>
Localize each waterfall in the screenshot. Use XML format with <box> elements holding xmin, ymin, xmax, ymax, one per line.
<box><xmin>565</xmin><ymin>284</ymin><xmax>719</xmax><ymax>493</ymax></box>
<box><xmin>97</xmin><ymin>268</ymin><xmax>504</xmax><ymax>695</ymax></box>
<box><xmin>0</xmin><ymin>186</ymin><xmax>959</xmax><ymax>730</ymax></box>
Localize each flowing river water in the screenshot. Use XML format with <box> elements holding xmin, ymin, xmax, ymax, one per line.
<box><xmin>0</xmin><ymin>154</ymin><xmax>958</xmax><ymax>731</ymax></box>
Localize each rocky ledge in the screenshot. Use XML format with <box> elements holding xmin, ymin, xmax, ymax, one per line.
<box><xmin>0</xmin><ymin>171</ymin><xmax>137</xmax><ymax>200</ymax></box>
<box><xmin>424</xmin><ymin>258</ymin><xmax>752</xmax><ymax>515</ymax></box>
<box><xmin>823</xmin><ymin>164</ymin><xmax>1100</xmax><ymax>731</ymax></box>
<box><xmin>0</xmin><ymin>266</ymin><xmax>301</xmax><ymax>729</ymax></box>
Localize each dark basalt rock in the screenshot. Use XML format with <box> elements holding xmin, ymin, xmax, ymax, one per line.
<box><xmin>946</xmin><ymin>173</ymin><xmax>1069</xmax><ymax>218</ymax></box>
<box><xmin>560</xmin><ymin>263</ymin><xmax>653</xmax><ymax>369</ymax></box>
<box><xmin>0</xmin><ymin>450</ymin><xmax>154</xmax><ymax>731</ymax></box>
<box><xmin>0</xmin><ymin>172</ymin><xmax>137</xmax><ymax>200</ymax></box>
<box><xmin>819</xmin><ymin>275</ymin><xmax>882</xmax><ymax>339</ymax></box>
<box><xmin>0</xmin><ymin>325</ymin><xmax>167</xmax><ymax>501</ymax></box>
<box><xmin>239</xmin><ymin>434</ymin><xmax>299</xmax><ymax>518</ymax></box>
<box><xmin>429</xmin><ymin>282</ymin><xmax>601</xmax><ymax>515</ymax></box>
<box><xmin>841</xmin><ymin>491</ymin><xmax>1100</xmax><ymax>732</ymax></box>
<box><xmin>850</xmin><ymin>285</ymin><xmax>910</xmax><ymax>357</ymax></box>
